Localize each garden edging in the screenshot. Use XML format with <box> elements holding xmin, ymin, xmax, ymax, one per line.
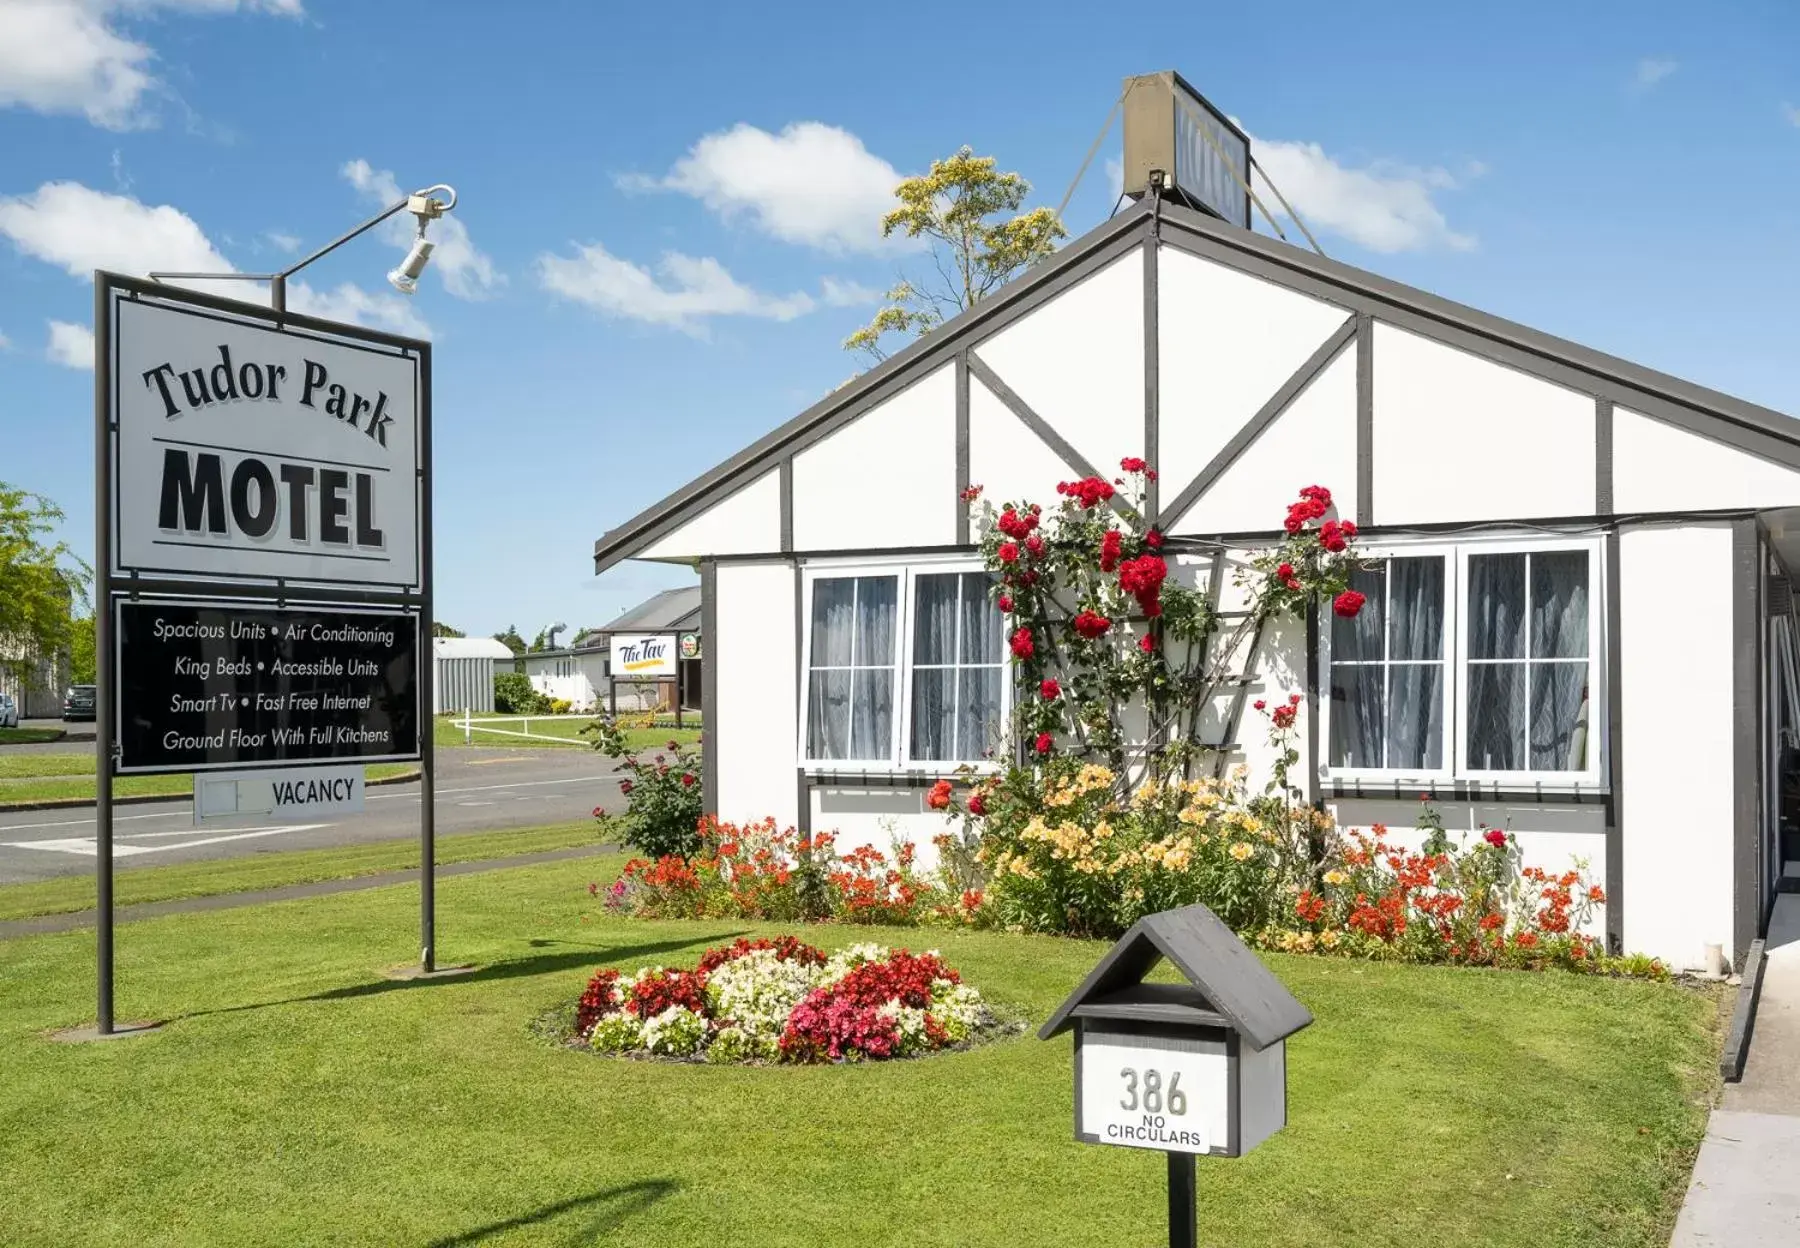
<box><xmin>1720</xmin><ymin>938</ymin><xmax>1768</xmax><ymax>1081</ymax></box>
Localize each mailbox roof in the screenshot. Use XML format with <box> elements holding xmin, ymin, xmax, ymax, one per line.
<box><xmin>1038</xmin><ymin>903</ymin><xmax>1312</xmax><ymax>1050</ymax></box>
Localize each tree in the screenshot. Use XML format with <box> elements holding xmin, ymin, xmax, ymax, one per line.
<box><xmin>529</xmin><ymin>627</ymin><xmax>550</xmax><ymax>653</ymax></box>
<box><xmin>431</xmin><ymin>622</ymin><xmax>464</xmax><ymax>639</ymax></box>
<box><xmin>69</xmin><ymin>615</ymin><xmax>96</xmax><ymax>685</ymax></box>
<box><xmin>0</xmin><ymin>485</ymin><xmax>89</xmax><ymax>685</ymax></box>
<box><xmin>844</xmin><ymin>147</ymin><xmax>1065</xmax><ymax>364</ymax></box>
<box><xmin>493</xmin><ymin>625</ymin><xmax>526</xmax><ymax>657</ymax></box>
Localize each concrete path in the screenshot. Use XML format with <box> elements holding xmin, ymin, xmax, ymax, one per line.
<box><xmin>1671</xmin><ymin>893</ymin><xmax>1800</xmax><ymax>1245</ymax></box>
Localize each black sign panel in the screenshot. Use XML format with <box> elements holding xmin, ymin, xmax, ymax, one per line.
<box><xmin>115</xmin><ymin>599</ymin><xmax>419</xmax><ymax>774</ymax></box>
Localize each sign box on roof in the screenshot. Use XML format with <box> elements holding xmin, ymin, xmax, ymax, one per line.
<box><xmin>108</xmin><ymin>292</ymin><xmax>422</xmax><ymax>589</ymax></box>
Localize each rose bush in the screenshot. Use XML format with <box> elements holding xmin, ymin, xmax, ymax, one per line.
<box><xmin>568</xmin><ymin>938</ymin><xmax>999</xmax><ymax>1064</ymax></box>
<box><xmin>584</xmin><ymin>713</ymin><xmax>704</xmax><ymax>859</ymax></box>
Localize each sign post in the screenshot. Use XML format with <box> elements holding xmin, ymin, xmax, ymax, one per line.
<box><xmin>1039</xmin><ymin>903</ymin><xmax>1312</xmax><ymax>1246</ymax></box>
<box><xmin>92</xmin><ymin>271</ymin><xmax>435</xmax><ymax>1034</ymax></box>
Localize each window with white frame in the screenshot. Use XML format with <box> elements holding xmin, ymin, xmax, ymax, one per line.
<box><xmin>1325</xmin><ymin>538</ymin><xmax>1601</xmax><ymax>785</ymax></box>
<box><xmin>802</xmin><ymin>566</ymin><xmax>1006</xmax><ymax>769</ymax></box>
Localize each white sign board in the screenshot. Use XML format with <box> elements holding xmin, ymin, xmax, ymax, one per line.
<box><xmin>1077</xmin><ymin>1035</ymin><xmax>1227</xmax><ymax>1155</ymax></box>
<box><xmin>610</xmin><ymin>633</ymin><xmax>677</xmax><ymax>677</ymax></box>
<box><xmin>194</xmin><ymin>763</ymin><xmax>366</xmax><ymax>823</ymax></box>
<box><xmin>109</xmin><ymin>291</ymin><xmax>422</xmax><ymax>589</ymax></box>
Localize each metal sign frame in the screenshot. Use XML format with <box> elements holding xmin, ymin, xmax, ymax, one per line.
<box><xmin>92</xmin><ymin>272</ymin><xmax>439</xmax><ymax>1035</ymax></box>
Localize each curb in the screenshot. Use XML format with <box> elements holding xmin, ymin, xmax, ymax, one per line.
<box><xmin>0</xmin><ymin>768</ymin><xmax>422</xmax><ymax>814</ymax></box>
<box><xmin>1720</xmin><ymin>938</ymin><xmax>1768</xmax><ymax>1082</ymax></box>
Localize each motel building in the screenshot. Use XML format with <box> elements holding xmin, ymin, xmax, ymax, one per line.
<box><xmin>593</xmin><ymin>74</ymin><xmax>1800</xmax><ymax>975</ymax></box>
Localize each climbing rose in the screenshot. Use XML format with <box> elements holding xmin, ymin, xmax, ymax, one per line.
<box><xmin>680</xmin><ymin>773</ymin><xmax>695</xmax><ymax>787</ymax></box>
<box><xmin>1022</xmin><ymin>569</ymin><xmax>1040</xmax><ymax>585</ymax></box>
<box><xmin>1034</xmin><ymin>732</ymin><xmax>1054</xmax><ymax>755</ymax></box>
<box><xmin>619</xmin><ymin>779</ymin><xmax>634</xmax><ymax>795</ymax></box>
<box><xmin>1065</xmin><ymin>476</ymin><xmax>1115</xmax><ymax>509</ymax></box>
<box><xmin>997</xmin><ymin>542</ymin><xmax>1020</xmax><ymax>564</ymax></box>
<box><xmin>1120</xmin><ymin>456</ymin><xmax>1147</xmax><ymax>474</ymax></box>
<box><xmin>1024</xmin><ymin>534</ymin><xmax>1045</xmax><ymax>557</ymax></box>
<box><xmin>1099</xmin><ymin>529</ymin><xmax>1123</xmax><ymax>572</ymax></box>
<box><xmin>1040</xmin><ymin>678</ymin><xmax>1061</xmax><ymax>700</ymax></box>
<box><xmin>998</xmin><ymin>594</ymin><xmax>1014</xmax><ymax>613</ymax></box>
<box><xmin>1144</xmin><ymin>528</ymin><xmax>1164</xmax><ymax>549</ymax></box>
<box><xmin>926</xmin><ymin>779</ymin><xmax>953</xmax><ymax>811</ymax></box>
<box><xmin>1276</xmin><ymin>562</ymin><xmax>1295</xmax><ymax>580</ymax></box>
<box><xmin>1253</xmin><ymin>700</ymin><xmax>1266</xmax><ymax>711</ymax></box>
<box><xmin>1284</xmin><ymin>577</ymin><xmax>1302</xmax><ymax>591</ymax></box>
<box><xmin>960</xmin><ymin>484</ymin><xmax>983</xmax><ymax>502</ymax></box>
<box><xmin>1072</xmin><ymin>610</ymin><xmax>1112</xmax><ymax>640</ymax></box>
<box><xmin>1320</xmin><ymin>520</ymin><xmax>1348</xmax><ymax>553</ymax></box>
<box><xmin>1333</xmin><ymin>589</ymin><xmax>1366</xmax><ymax>618</ymax></box>
<box><xmin>1484</xmin><ymin>827</ymin><xmax>1507</xmax><ymax>849</ymax></box>
<box><xmin>1139</xmin><ymin>633</ymin><xmax>1155</xmax><ymax>654</ymax></box>
<box><xmin>998</xmin><ymin>507</ymin><xmax>1037</xmax><ymax>539</ymax></box>
<box><xmin>967</xmin><ymin>792</ymin><xmax>987</xmax><ymax>816</ymax></box>
<box><xmin>1009</xmin><ymin>627</ymin><xmax>1036</xmax><ymax>660</ymax></box>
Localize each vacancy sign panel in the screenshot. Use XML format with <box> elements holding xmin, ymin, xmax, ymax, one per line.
<box><xmin>110</xmin><ymin>294</ymin><xmax>422</xmax><ymax>589</ymax></box>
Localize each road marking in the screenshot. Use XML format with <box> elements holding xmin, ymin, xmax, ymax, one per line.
<box><xmin>457</xmin><ymin>801</ymin><xmax>496</xmax><ymax>807</ymax></box>
<box><xmin>465</xmin><ymin>756</ymin><xmax>529</xmax><ymax>765</ymax></box>
<box><xmin>2</xmin><ymin>823</ymin><xmax>328</xmax><ymax>858</ymax></box>
<box><xmin>0</xmin><ymin>808</ymin><xmax>189</xmax><ymax>832</ymax></box>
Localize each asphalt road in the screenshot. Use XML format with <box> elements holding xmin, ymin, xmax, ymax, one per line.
<box><xmin>0</xmin><ymin>747</ymin><xmax>625</xmax><ymax>885</ymax></box>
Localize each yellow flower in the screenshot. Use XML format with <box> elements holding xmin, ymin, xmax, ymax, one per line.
<box><xmin>1323</xmin><ymin>869</ymin><xmax>1348</xmax><ymax>887</ymax></box>
<box><xmin>1228</xmin><ymin>842</ymin><xmax>1255</xmax><ymax>862</ymax></box>
<box><xmin>1320</xmin><ymin>929</ymin><xmax>1341</xmax><ymax>950</ymax></box>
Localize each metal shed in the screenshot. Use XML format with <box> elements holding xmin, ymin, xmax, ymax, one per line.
<box><xmin>432</xmin><ymin>636</ymin><xmax>514</xmax><ymax>715</ymax></box>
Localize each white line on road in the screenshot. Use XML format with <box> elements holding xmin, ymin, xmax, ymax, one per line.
<box><xmin>2</xmin><ymin>823</ymin><xmax>329</xmax><ymax>858</ymax></box>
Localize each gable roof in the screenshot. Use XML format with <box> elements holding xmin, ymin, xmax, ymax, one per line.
<box><xmin>595</xmin><ymin>196</ymin><xmax>1800</xmax><ymax>573</ymax></box>
<box><xmin>1038</xmin><ymin>903</ymin><xmax>1312</xmax><ymax>1051</ymax></box>
<box><xmin>596</xmin><ymin>586</ymin><xmax>702</xmax><ymax>634</ymax></box>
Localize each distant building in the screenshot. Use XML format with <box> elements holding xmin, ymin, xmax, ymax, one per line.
<box><xmin>522</xmin><ymin>586</ymin><xmax>701</xmax><ymax>715</ymax></box>
<box><xmin>0</xmin><ymin>642</ymin><xmax>68</xmax><ymax>719</ymax></box>
<box><xmin>432</xmin><ymin>636</ymin><xmax>516</xmax><ymax>714</ymax></box>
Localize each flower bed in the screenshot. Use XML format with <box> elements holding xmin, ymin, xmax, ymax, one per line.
<box><xmin>567</xmin><ymin>937</ymin><xmax>1008</xmax><ymax>1064</ymax></box>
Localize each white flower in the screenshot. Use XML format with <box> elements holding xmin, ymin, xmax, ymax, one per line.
<box><xmin>589</xmin><ymin>1011</ymin><xmax>645</xmax><ymax>1053</ymax></box>
<box><xmin>640</xmin><ymin>1005</ymin><xmax>707</xmax><ymax>1056</ymax></box>
<box><xmin>705</xmin><ymin>949</ymin><xmax>823</xmax><ymax>1043</ymax></box>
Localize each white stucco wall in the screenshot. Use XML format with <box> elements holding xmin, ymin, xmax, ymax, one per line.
<box><xmin>1613</xmin><ymin>407</ymin><xmax>1800</xmax><ymax>513</ymax></box>
<box><xmin>713</xmin><ymin>560</ymin><xmax>800</xmax><ymax>830</ymax></box>
<box><xmin>639</xmin><ymin>468</ymin><xmax>783</xmax><ymax>561</ymax></box>
<box><xmin>1618</xmin><ymin>522</ymin><xmax>1737</xmax><ymax>968</ymax></box>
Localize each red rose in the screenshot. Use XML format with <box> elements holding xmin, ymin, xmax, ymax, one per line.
<box><xmin>1099</xmin><ymin>529</ymin><xmax>1123</xmax><ymax>573</ymax></box>
<box><xmin>1024</xmin><ymin>534</ymin><xmax>1045</xmax><ymax>557</ymax></box>
<box><xmin>1034</xmin><ymin>732</ymin><xmax>1054</xmax><ymax>755</ymax></box>
<box><xmin>1289</xmin><ymin>693</ymin><xmax>1302</xmax><ymax>705</ymax></box>
<box><xmin>1484</xmin><ymin>828</ymin><xmax>1507</xmax><ymax>849</ymax></box>
<box><xmin>1139</xmin><ymin>633</ymin><xmax>1155</xmax><ymax>654</ymax></box>
<box><xmin>1145</xmin><ymin>528</ymin><xmax>1164</xmax><ymax>549</ymax></box>
<box><xmin>620</xmin><ymin>779</ymin><xmax>634</xmax><ymax>795</ymax></box>
<box><xmin>1276</xmin><ymin>562</ymin><xmax>1295</xmax><ymax>579</ymax></box>
<box><xmin>1040</xmin><ymin>678</ymin><xmax>1060</xmax><ymax>699</ymax></box>
<box><xmin>1009</xmin><ymin>627</ymin><xmax>1036</xmax><ymax>660</ymax></box>
<box><xmin>997</xmin><ymin>594</ymin><xmax>1014</xmax><ymax>613</ymax></box>
<box><xmin>960</xmin><ymin>484</ymin><xmax>983</xmax><ymax>502</ymax></box>
<box><xmin>1072</xmin><ymin>610</ymin><xmax>1112</xmax><ymax>639</ymax></box>
<box><xmin>1120</xmin><ymin>456</ymin><xmax>1148</xmax><ymax>473</ymax></box>
<box><xmin>967</xmin><ymin>792</ymin><xmax>987</xmax><ymax>817</ymax></box>
<box><xmin>998</xmin><ymin>507</ymin><xmax>1029</xmax><ymax>539</ymax></box>
<box><xmin>1022</xmin><ymin>569</ymin><xmax>1040</xmax><ymax>585</ymax></box>
<box><xmin>591</xmin><ymin>806</ymin><xmax>604</xmax><ymax>818</ymax></box>
<box><xmin>667</xmin><ymin>739</ymin><xmax>680</xmax><ymax>751</ymax></box>
<box><xmin>1339</xmin><ymin>520</ymin><xmax>1358</xmax><ymax>540</ymax></box>
<box><xmin>1322</xmin><ymin>534</ymin><xmax>1347</xmax><ymax>553</ymax></box>
<box><xmin>1253</xmin><ymin>699</ymin><xmax>1266</xmax><ymax>711</ymax></box>
<box><xmin>1272</xmin><ymin>705</ymin><xmax>1297</xmax><ymax>729</ymax></box>
<box><xmin>926</xmin><ymin>778</ymin><xmax>953</xmax><ymax>811</ymax></box>
<box><xmin>1284</xmin><ymin>577</ymin><xmax>1302</xmax><ymax>591</ymax></box>
<box><xmin>1284</xmin><ymin>516</ymin><xmax>1304</xmax><ymax>535</ymax></box>
<box><xmin>997</xmin><ymin>542</ymin><xmax>1019</xmax><ymax>564</ymax></box>
<box><xmin>1333</xmin><ymin>589</ymin><xmax>1366</xmax><ymax>618</ymax></box>
<box><xmin>681</xmin><ymin>773</ymin><xmax>696</xmax><ymax>788</ymax></box>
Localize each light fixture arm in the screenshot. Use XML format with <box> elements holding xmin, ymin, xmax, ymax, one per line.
<box><xmin>147</xmin><ymin>184</ymin><xmax>458</xmax><ymax>313</ymax></box>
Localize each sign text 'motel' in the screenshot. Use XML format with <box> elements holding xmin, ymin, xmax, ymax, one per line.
<box><xmin>112</xmin><ymin>295</ymin><xmax>421</xmax><ymax>589</ymax></box>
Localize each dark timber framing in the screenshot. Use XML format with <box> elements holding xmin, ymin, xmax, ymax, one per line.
<box><xmin>778</xmin><ymin>459</ymin><xmax>794</xmax><ymax>553</ymax></box>
<box><xmin>954</xmin><ymin>353</ymin><xmax>971</xmax><ymax>544</ymax></box>
<box><xmin>967</xmin><ymin>353</ymin><xmax>1125</xmax><ymax>515</ymax></box>
<box><xmin>1733</xmin><ymin>518</ymin><xmax>1763</xmax><ymax>967</ymax></box>
<box><xmin>1604</xmin><ymin>528</ymin><xmax>1625</xmax><ymax>954</ymax></box>
<box><xmin>699</xmin><ymin>559</ymin><xmax>719</xmax><ymax>818</ymax></box>
<box><xmin>1143</xmin><ymin>196</ymin><xmax>1162</xmax><ymax>523</ymax></box>
<box><xmin>1595</xmin><ymin>399</ymin><xmax>1615</xmax><ymax>514</ymax></box>
<box><xmin>1354</xmin><ymin>314</ymin><xmax>1374</xmax><ymax>526</ymax></box>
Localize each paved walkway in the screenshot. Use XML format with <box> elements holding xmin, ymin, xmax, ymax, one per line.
<box><xmin>1671</xmin><ymin>892</ymin><xmax>1800</xmax><ymax>1245</ymax></box>
<box><xmin>0</xmin><ymin>842</ymin><xmax>614</xmax><ymax>940</ymax></box>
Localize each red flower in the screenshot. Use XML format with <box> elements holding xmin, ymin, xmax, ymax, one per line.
<box><xmin>1139</xmin><ymin>633</ymin><xmax>1155</xmax><ymax>653</ymax></box>
<box><xmin>1483</xmin><ymin>827</ymin><xmax>1507</xmax><ymax>849</ymax></box>
<box><xmin>1099</xmin><ymin>529</ymin><xmax>1123</xmax><ymax>573</ymax></box>
<box><xmin>1120</xmin><ymin>456</ymin><xmax>1148</xmax><ymax>474</ymax></box>
<box><xmin>591</xmin><ymin>806</ymin><xmax>604</xmax><ymax>818</ymax></box>
<box><xmin>1118</xmin><ymin>554</ymin><xmax>1167</xmax><ymax>599</ymax></box>
<box><xmin>1072</xmin><ymin>610</ymin><xmax>1112</xmax><ymax>640</ymax></box>
<box><xmin>1299</xmin><ymin>484</ymin><xmax>1332</xmax><ymax>506</ymax></box>
<box><xmin>997</xmin><ymin>594</ymin><xmax>1014</xmax><ymax>613</ymax></box>
<box><xmin>1276</xmin><ymin>562</ymin><xmax>1295</xmax><ymax>580</ymax></box>
<box><xmin>1284</xmin><ymin>577</ymin><xmax>1302</xmax><ymax>591</ymax></box>
<box><xmin>926</xmin><ymin>778</ymin><xmax>953</xmax><ymax>811</ymax></box>
<box><xmin>967</xmin><ymin>792</ymin><xmax>987</xmax><ymax>817</ymax></box>
<box><xmin>1034</xmin><ymin>732</ymin><xmax>1054</xmax><ymax>755</ymax></box>
<box><xmin>680</xmin><ymin>773</ymin><xmax>696</xmax><ymax>788</ymax></box>
<box><xmin>960</xmin><ymin>484</ymin><xmax>983</xmax><ymax>502</ymax></box>
<box><xmin>1145</xmin><ymin>528</ymin><xmax>1164</xmax><ymax>549</ymax></box>
<box><xmin>997</xmin><ymin>541</ymin><xmax>1020</xmax><ymax>564</ymax></box>
<box><xmin>1320</xmin><ymin>520</ymin><xmax>1347</xmax><ymax>553</ymax></box>
<box><xmin>1253</xmin><ymin>699</ymin><xmax>1266</xmax><ymax>710</ymax></box>
<box><xmin>1009</xmin><ymin>627</ymin><xmax>1035</xmax><ymax>660</ymax></box>
<box><xmin>619</xmin><ymin>779</ymin><xmax>635</xmax><ymax>795</ymax></box>
<box><xmin>1024</xmin><ymin>534</ymin><xmax>1045</xmax><ymax>557</ymax></box>
<box><xmin>1339</xmin><ymin>520</ymin><xmax>1358</xmax><ymax>540</ymax></box>
<box><xmin>1272</xmin><ymin>704</ymin><xmax>1297</xmax><ymax>729</ymax></box>
<box><xmin>1040</xmin><ymin>678</ymin><xmax>1061</xmax><ymax>699</ymax></box>
<box><xmin>1022</xmin><ymin>569</ymin><xmax>1040</xmax><ymax>585</ymax></box>
<box><xmin>1289</xmin><ymin>693</ymin><xmax>1302</xmax><ymax>705</ymax></box>
<box><xmin>1066</xmin><ymin>476</ymin><xmax>1115</xmax><ymax>509</ymax></box>
<box><xmin>998</xmin><ymin>507</ymin><xmax>1035</xmax><ymax>539</ymax></box>
<box><xmin>1333</xmin><ymin>589</ymin><xmax>1366</xmax><ymax>618</ymax></box>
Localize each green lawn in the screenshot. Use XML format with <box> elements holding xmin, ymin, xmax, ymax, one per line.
<box><xmin>0</xmin><ymin>758</ymin><xmax>418</xmax><ymax>806</ymax></box>
<box><xmin>434</xmin><ymin>714</ymin><xmax>701</xmax><ymax>753</ymax></box>
<box><xmin>0</xmin><ymin>856</ymin><xmax>1722</xmax><ymax>1247</ymax></box>
<box><xmin>0</xmin><ymin>820</ymin><xmax>604</xmax><ymax>923</ymax></box>
<box><xmin>0</xmin><ymin>727</ymin><xmax>65</xmax><ymax>745</ymax></box>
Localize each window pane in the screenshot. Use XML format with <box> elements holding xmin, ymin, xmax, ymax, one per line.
<box><xmin>1388</xmin><ymin>557</ymin><xmax>1444</xmax><ymax>660</ymax></box>
<box><xmin>1530</xmin><ymin>662</ymin><xmax>1590</xmax><ymax>771</ymax></box>
<box><xmin>1329</xmin><ymin>664</ymin><xmax>1384</xmax><ymax>768</ymax></box>
<box><xmin>1332</xmin><ymin>565</ymin><xmax>1386</xmax><ymax>661</ymax></box>
<box><xmin>852</xmin><ymin>576</ymin><xmax>898</xmax><ymax>667</ymax></box>
<box><xmin>1467</xmin><ymin>664</ymin><xmax>1526</xmax><ymax>770</ymax></box>
<box><xmin>958</xmin><ymin>573</ymin><xmax>1001</xmax><ymax>664</ymax></box>
<box><xmin>1531</xmin><ymin>551</ymin><xmax>1589</xmax><ymax>659</ymax></box>
<box><xmin>1386</xmin><ymin>663</ymin><xmax>1444</xmax><ymax>770</ymax></box>
<box><xmin>809</xmin><ymin>578</ymin><xmax>855</xmax><ymax>667</ymax></box>
<box><xmin>957</xmin><ymin>667</ymin><xmax>1003</xmax><ymax>760</ymax></box>
<box><xmin>806</xmin><ymin>670</ymin><xmax>850</xmax><ymax>759</ymax></box>
<box><xmin>909</xmin><ymin>668</ymin><xmax>955</xmax><ymax>760</ymax></box>
<box><xmin>849</xmin><ymin>669</ymin><xmax>893</xmax><ymax>759</ymax></box>
<box><xmin>1468</xmin><ymin>554</ymin><xmax>1526</xmax><ymax>659</ymax></box>
<box><xmin>912</xmin><ymin>574</ymin><xmax>959</xmax><ymax>666</ymax></box>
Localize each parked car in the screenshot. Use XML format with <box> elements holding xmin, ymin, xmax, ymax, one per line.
<box><xmin>0</xmin><ymin>693</ymin><xmax>17</xmax><ymax>729</ymax></box>
<box><xmin>62</xmin><ymin>684</ymin><xmax>97</xmax><ymax>722</ymax></box>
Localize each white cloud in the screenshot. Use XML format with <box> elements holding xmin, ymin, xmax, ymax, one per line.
<box><xmin>0</xmin><ymin>329</ymin><xmax>12</xmax><ymax>350</ymax></box>
<box><xmin>819</xmin><ymin>276</ymin><xmax>880</xmax><ymax>308</ymax></box>
<box><xmin>0</xmin><ymin>1</ymin><xmax>303</xmax><ymax>130</ymax></box>
<box><xmin>1104</xmin><ymin>156</ymin><xmax>1124</xmax><ymax>204</ymax></box>
<box><xmin>1784</xmin><ymin>102</ymin><xmax>1800</xmax><ymax>128</ymax></box>
<box><xmin>263</xmin><ymin>229</ymin><xmax>301</xmax><ymax>254</ymax></box>
<box><xmin>0</xmin><ymin>180</ymin><xmax>430</xmax><ymax>336</ymax></box>
<box><xmin>1635</xmin><ymin>58</ymin><xmax>1678</xmax><ymax>89</ymax></box>
<box><xmin>46</xmin><ymin>320</ymin><xmax>93</xmax><ymax>369</ymax></box>
<box><xmin>340</xmin><ymin>158</ymin><xmax>500</xmax><ymax>299</ymax></box>
<box><xmin>538</xmin><ymin>242</ymin><xmax>814</xmax><ymax>335</ymax></box>
<box><xmin>623</xmin><ymin>121</ymin><xmax>905</xmax><ymax>255</ymax></box>
<box><xmin>1246</xmin><ymin>133</ymin><xmax>1477</xmax><ymax>254</ymax></box>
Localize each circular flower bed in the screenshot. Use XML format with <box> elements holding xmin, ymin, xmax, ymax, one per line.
<box><xmin>568</xmin><ymin>937</ymin><xmax>1005</xmax><ymax>1064</ymax></box>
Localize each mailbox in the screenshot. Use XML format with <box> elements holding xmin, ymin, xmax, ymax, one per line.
<box><xmin>1040</xmin><ymin>904</ymin><xmax>1312</xmax><ymax>1245</ymax></box>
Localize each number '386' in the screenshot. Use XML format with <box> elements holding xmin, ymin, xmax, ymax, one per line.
<box><xmin>1119</xmin><ymin>1067</ymin><xmax>1187</xmax><ymax>1115</ymax></box>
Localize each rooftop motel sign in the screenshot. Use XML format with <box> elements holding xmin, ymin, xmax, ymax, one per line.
<box><xmin>110</xmin><ymin>293</ymin><xmax>421</xmax><ymax>589</ymax></box>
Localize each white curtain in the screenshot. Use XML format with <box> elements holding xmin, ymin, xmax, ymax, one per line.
<box><xmin>805</xmin><ymin>575</ymin><xmax>897</xmax><ymax>761</ymax></box>
<box><xmin>1467</xmin><ymin>551</ymin><xmax>1588</xmax><ymax>771</ymax></box>
<box><xmin>910</xmin><ymin>572</ymin><xmax>1002</xmax><ymax>762</ymax></box>
<box><xmin>1329</xmin><ymin>557</ymin><xmax>1444</xmax><ymax>769</ymax></box>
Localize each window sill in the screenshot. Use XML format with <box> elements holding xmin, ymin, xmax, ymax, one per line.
<box><xmin>1324</xmin><ymin>777</ymin><xmax>1612</xmax><ymax>805</ymax></box>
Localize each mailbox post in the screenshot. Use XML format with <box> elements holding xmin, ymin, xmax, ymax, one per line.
<box><xmin>1040</xmin><ymin>903</ymin><xmax>1312</xmax><ymax>1248</ymax></box>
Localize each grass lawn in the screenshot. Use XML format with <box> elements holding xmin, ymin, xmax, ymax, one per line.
<box><xmin>0</xmin><ymin>727</ymin><xmax>65</xmax><ymax>745</ymax></box>
<box><xmin>0</xmin><ymin>820</ymin><xmax>605</xmax><ymax>923</ymax></box>
<box><xmin>0</xmin><ymin>758</ymin><xmax>418</xmax><ymax>806</ymax></box>
<box><xmin>433</xmin><ymin>714</ymin><xmax>701</xmax><ymax>753</ymax></box>
<box><xmin>0</xmin><ymin>856</ymin><xmax>1723</xmax><ymax>1247</ymax></box>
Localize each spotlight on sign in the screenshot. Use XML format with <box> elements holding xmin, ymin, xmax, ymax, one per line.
<box><xmin>386</xmin><ymin>189</ymin><xmax>456</xmax><ymax>296</ymax></box>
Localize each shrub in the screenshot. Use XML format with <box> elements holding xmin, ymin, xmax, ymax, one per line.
<box><xmin>493</xmin><ymin>672</ymin><xmax>549</xmax><ymax>714</ymax></box>
<box><xmin>585</xmin><ymin>716</ymin><xmax>704</xmax><ymax>859</ymax></box>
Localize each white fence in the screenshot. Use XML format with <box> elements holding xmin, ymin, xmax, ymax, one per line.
<box><xmin>449</xmin><ymin>713</ymin><xmax>593</xmax><ymax>746</ymax></box>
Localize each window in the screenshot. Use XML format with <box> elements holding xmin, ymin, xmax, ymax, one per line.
<box><xmin>1324</xmin><ymin>538</ymin><xmax>1602</xmax><ymax>786</ymax></box>
<box><xmin>802</xmin><ymin>565</ymin><xmax>1006</xmax><ymax>769</ymax></box>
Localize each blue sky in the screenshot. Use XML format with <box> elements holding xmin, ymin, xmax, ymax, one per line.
<box><xmin>3</xmin><ymin>0</ymin><xmax>1798</xmax><ymax>640</ymax></box>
